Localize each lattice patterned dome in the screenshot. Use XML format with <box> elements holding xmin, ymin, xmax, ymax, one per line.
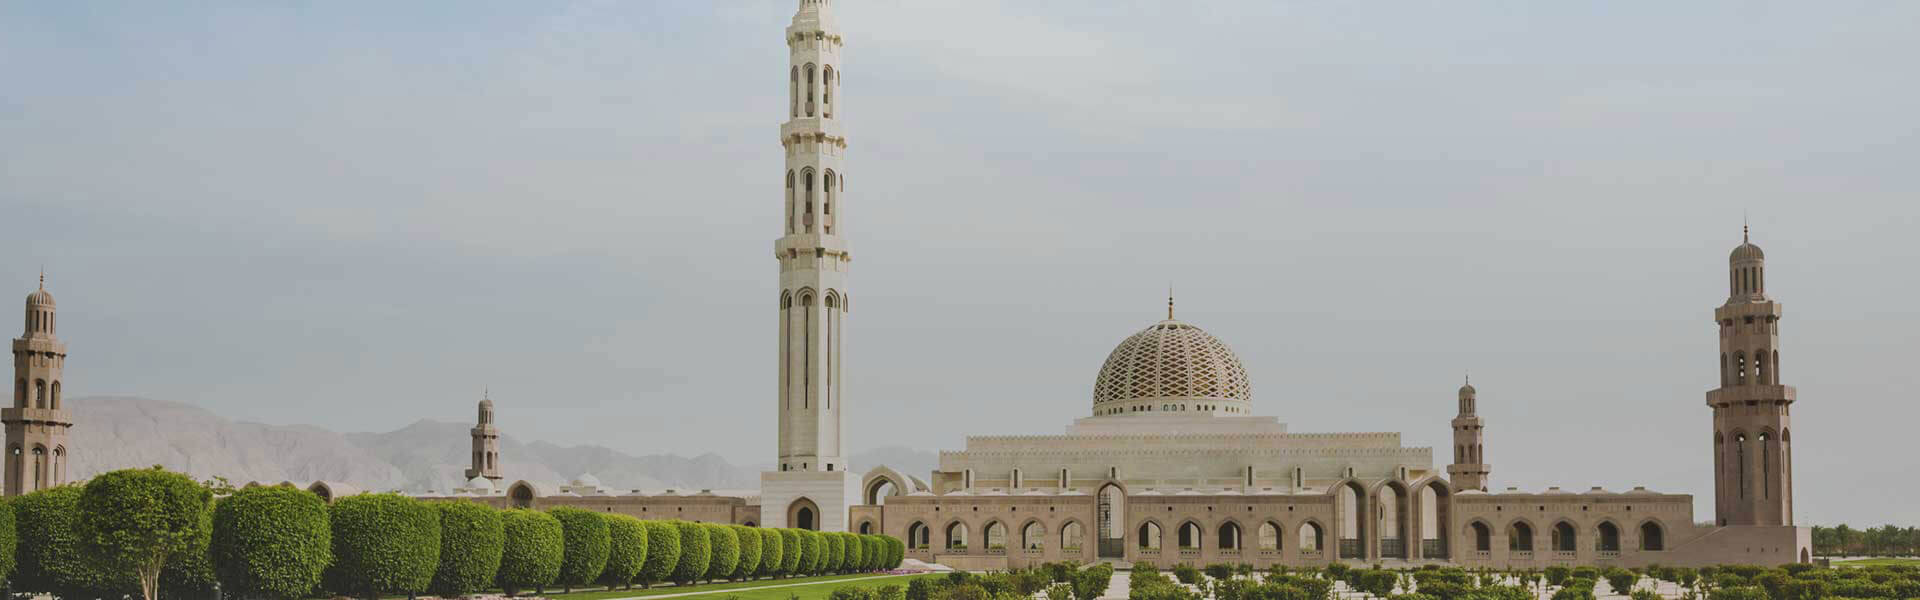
<box><xmin>1092</xmin><ymin>319</ymin><xmax>1251</xmax><ymax>413</ymax></box>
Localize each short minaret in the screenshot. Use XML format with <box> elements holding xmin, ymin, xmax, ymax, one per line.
<box><xmin>1446</xmin><ymin>377</ymin><xmax>1489</xmax><ymax>492</ymax></box>
<box><xmin>5</xmin><ymin>274</ymin><xmax>74</xmax><ymax>496</ymax></box>
<box><xmin>1708</xmin><ymin>226</ymin><xmax>1794</xmax><ymax>526</ymax></box>
<box><xmin>464</xmin><ymin>390</ymin><xmax>501</xmax><ymax>483</ymax></box>
<box><xmin>762</xmin><ymin>0</ymin><xmax>862</xmax><ymax>532</ymax></box>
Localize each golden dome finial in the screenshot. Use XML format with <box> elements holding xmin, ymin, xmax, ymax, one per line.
<box><xmin>1167</xmin><ymin>284</ymin><xmax>1175</xmax><ymax>320</ymax></box>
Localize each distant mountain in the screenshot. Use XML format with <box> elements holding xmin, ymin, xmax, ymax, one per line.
<box><xmin>65</xmin><ymin>396</ymin><xmax>764</xmax><ymax>492</ymax></box>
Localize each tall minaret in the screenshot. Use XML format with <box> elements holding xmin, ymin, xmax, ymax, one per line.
<box><xmin>5</xmin><ymin>273</ymin><xmax>74</xmax><ymax>496</ymax></box>
<box><xmin>1709</xmin><ymin>227</ymin><xmax>1794</xmax><ymax>526</ymax></box>
<box><xmin>775</xmin><ymin>0</ymin><xmax>849</xmax><ymax>475</ymax></box>
<box><xmin>762</xmin><ymin>0</ymin><xmax>861</xmax><ymax>532</ymax></box>
<box><xmin>465</xmin><ymin>390</ymin><xmax>501</xmax><ymax>483</ymax></box>
<box><xmin>1446</xmin><ymin>377</ymin><xmax>1489</xmax><ymax>492</ymax></box>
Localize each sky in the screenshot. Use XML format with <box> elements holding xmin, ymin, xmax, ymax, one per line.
<box><xmin>2</xmin><ymin>1</ymin><xmax>1916</xmax><ymax>525</ymax></box>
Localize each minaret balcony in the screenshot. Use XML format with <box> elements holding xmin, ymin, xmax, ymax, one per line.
<box><xmin>0</xmin><ymin>406</ymin><xmax>74</xmax><ymax>425</ymax></box>
<box><xmin>1705</xmin><ymin>384</ymin><xmax>1795</xmax><ymax>407</ymax></box>
<box><xmin>781</xmin><ymin>118</ymin><xmax>846</xmax><ymax>141</ymax></box>
<box><xmin>774</xmin><ymin>234</ymin><xmax>849</xmax><ymax>257</ymax></box>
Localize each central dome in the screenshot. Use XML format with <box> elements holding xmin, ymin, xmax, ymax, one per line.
<box><xmin>1092</xmin><ymin>319</ymin><xmax>1252</xmax><ymax>416</ymax></box>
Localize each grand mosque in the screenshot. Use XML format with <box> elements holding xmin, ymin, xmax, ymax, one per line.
<box><xmin>9</xmin><ymin>0</ymin><xmax>1810</xmax><ymax>569</ymax></box>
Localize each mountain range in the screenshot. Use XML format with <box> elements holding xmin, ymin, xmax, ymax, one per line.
<box><xmin>65</xmin><ymin>396</ymin><xmax>938</xmax><ymax>493</ymax></box>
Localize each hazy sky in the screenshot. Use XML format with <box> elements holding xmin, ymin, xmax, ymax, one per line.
<box><xmin>3</xmin><ymin>2</ymin><xmax>1916</xmax><ymax>525</ymax></box>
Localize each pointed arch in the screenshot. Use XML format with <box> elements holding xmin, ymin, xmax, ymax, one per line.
<box><xmin>906</xmin><ymin>521</ymin><xmax>930</xmax><ymax>550</ymax></box>
<box><xmin>1638</xmin><ymin>520</ymin><xmax>1666</xmax><ymax>551</ymax></box>
<box><xmin>1298</xmin><ymin>520</ymin><xmax>1326</xmax><ymax>553</ymax></box>
<box><xmin>1507</xmin><ymin>519</ymin><xmax>1536</xmax><ymax>551</ymax></box>
<box><xmin>1175</xmin><ymin>520</ymin><xmax>1203</xmax><ymax>550</ymax></box>
<box><xmin>944</xmin><ymin>520</ymin><xmax>970</xmax><ymax>551</ymax></box>
<box><xmin>1217</xmin><ymin>520</ymin><xmax>1244</xmax><ymax>550</ymax></box>
<box><xmin>1330</xmin><ymin>479</ymin><xmax>1369</xmax><ymax>558</ymax></box>
<box><xmin>1258</xmin><ymin>521</ymin><xmax>1282</xmax><ymax>551</ymax></box>
<box><xmin>1596</xmin><ymin>520</ymin><xmax>1622</xmax><ymax>552</ymax></box>
<box><xmin>804</xmin><ymin>63</ymin><xmax>817</xmax><ymax>116</ymax></box>
<box><xmin>983</xmin><ymin>520</ymin><xmax>1008</xmax><ymax>551</ymax></box>
<box><xmin>1467</xmin><ymin>520</ymin><xmax>1493</xmax><ymax>552</ymax></box>
<box><xmin>785</xmin><ymin>170</ymin><xmax>797</xmax><ymax>234</ymax></box>
<box><xmin>789</xmin><ymin>497</ymin><xmax>821</xmax><ymax>530</ymax></box>
<box><xmin>1021</xmin><ymin>519</ymin><xmax>1046</xmax><ymax>550</ymax></box>
<box><xmin>1551</xmin><ymin>520</ymin><xmax>1577</xmax><ymax>552</ymax></box>
<box><xmin>1060</xmin><ymin>520</ymin><xmax>1086</xmax><ymax>552</ymax></box>
<box><xmin>1137</xmin><ymin>520</ymin><xmax>1163</xmax><ymax>550</ymax></box>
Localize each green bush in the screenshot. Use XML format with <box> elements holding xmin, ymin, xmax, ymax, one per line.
<box><xmin>1545</xmin><ymin>566</ymin><xmax>1572</xmax><ymax>587</ymax></box>
<box><xmin>1357</xmin><ymin>570</ymin><xmax>1399</xmax><ymax>598</ymax></box>
<box><xmin>637</xmin><ymin>519</ymin><xmax>682</xmax><ymax>587</ymax></box>
<box><xmin>1173</xmin><ymin>564</ymin><xmax>1202</xmax><ymax>584</ymax></box>
<box><xmin>876</xmin><ymin>583</ymin><xmax>906</xmax><ymax>600</ymax></box>
<box><xmin>79</xmin><ymin>468</ymin><xmax>215</xmax><ymax>600</ymax></box>
<box><xmin>841</xmin><ymin>532</ymin><xmax>863</xmax><ymax>571</ymax></box>
<box><xmin>707</xmin><ymin>523</ymin><xmax>741</xmax><ymax>581</ymax></box>
<box><xmin>211</xmin><ymin>486</ymin><xmax>333</xmax><ymax>600</ymax></box>
<box><xmin>779</xmin><ymin>528</ymin><xmax>804</xmax><ymax>576</ymax></box>
<box><xmin>731</xmin><ymin>525</ymin><xmax>762</xmax><ymax>580</ymax></box>
<box><xmin>600</xmin><ymin>514</ymin><xmax>649</xmax><ymax>589</ymax></box>
<box><xmin>1389</xmin><ymin>594</ymin><xmax>1437</xmax><ymax>600</ymax></box>
<box><xmin>831</xmin><ymin>586</ymin><xmax>877</xmax><ymax>600</ymax></box>
<box><xmin>496</xmin><ymin>508</ymin><xmax>564</xmax><ymax>595</ymax></box>
<box><xmin>13</xmin><ymin>486</ymin><xmax>128</xmax><ymax>597</ymax></box>
<box><xmin>824</xmin><ymin>531</ymin><xmax>847</xmax><ymax>572</ymax></box>
<box><xmin>672</xmin><ymin>521</ymin><xmax>713</xmax><ymax>583</ymax></box>
<box><xmin>1549</xmin><ymin>585</ymin><xmax>1594</xmax><ymax>600</ymax></box>
<box><xmin>758</xmin><ymin>528</ymin><xmax>785</xmax><ymax>577</ymax></box>
<box><xmin>801</xmin><ymin>530</ymin><xmax>827</xmax><ymax>575</ymax></box>
<box><xmin>1708</xmin><ymin>585</ymin><xmax>1769</xmax><ymax>600</ymax></box>
<box><xmin>1630</xmin><ymin>590</ymin><xmax>1662</xmax><ymax>600</ymax></box>
<box><xmin>1779</xmin><ymin>578</ymin><xmax>1827</xmax><ymax>600</ymax></box>
<box><xmin>0</xmin><ymin>499</ymin><xmax>16</xmax><ymax>589</ymax></box>
<box><xmin>549</xmin><ymin>507</ymin><xmax>611</xmax><ymax>592</ymax></box>
<box><xmin>324</xmin><ymin>493</ymin><xmax>440</xmax><ymax>600</ymax></box>
<box><xmin>907</xmin><ymin>576</ymin><xmax>941</xmax><ymax>600</ymax></box>
<box><xmin>1206</xmin><ymin>563</ymin><xmax>1238</xmax><ymax>581</ymax></box>
<box><xmin>1074</xmin><ymin>563</ymin><xmax>1115</xmax><ymax>600</ymax></box>
<box><xmin>161</xmin><ymin>500</ymin><xmax>217</xmax><ymax>600</ymax></box>
<box><xmin>1604</xmin><ymin>568</ymin><xmax>1640</xmax><ymax>596</ymax></box>
<box><xmin>427</xmin><ymin>500</ymin><xmax>505</xmax><ymax>598</ymax></box>
<box><xmin>861</xmin><ymin>535</ymin><xmax>884</xmax><ymax>570</ymax></box>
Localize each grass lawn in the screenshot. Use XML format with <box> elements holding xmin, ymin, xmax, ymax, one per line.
<box><xmin>1834</xmin><ymin>557</ymin><xmax>1920</xmax><ymax>567</ymax></box>
<box><xmin>550</xmin><ymin>573</ymin><xmax>942</xmax><ymax>600</ymax></box>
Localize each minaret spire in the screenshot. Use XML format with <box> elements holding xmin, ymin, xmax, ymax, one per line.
<box><xmin>1167</xmin><ymin>285</ymin><xmax>1175</xmax><ymax>320</ymax></box>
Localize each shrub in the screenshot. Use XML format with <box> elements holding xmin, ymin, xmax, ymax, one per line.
<box><xmin>1207</xmin><ymin>564</ymin><xmax>1238</xmax><ymax>581</ymax></box>
<box><xmin>908</xmin><ymin>576</ymin><xmax>941</xmax><ymax>600</ymax></box>
<box><xmin>1631</xmin><ymin>590</ymin><xmax>1662</xmax><ymax>600</ymax></box>
<box><xmin>831</xmin><ymin>586</ymin><xmax>877</xmax><ymax>600</ymax></box>
<box><xmin>13</xmin><ymin>486</ymin><xmax>127</xmax><ymax>597</ymax></box>
<box><xmin>79</xmin><ymin>467</ymin><xmax>215</xmax><ymax>600</ymax></box>
<box><xmin>843</xmin><ymin>532</ymin><xmax>865</xmax><ymax>571</ymax></box>
<box><xmin>211</xmin><ymin>486</ymin><xmax>333</xmax><ymax>600</ymax></box>
<box><xmin>1074</xmin><ymin>563</ymin><xmax>1116</xmax><ymax>600</ymax></box>
<box><xmin>672</xmin><ymin>521</ymin><xmax>713</xmax><ymax>583</ymax></box>
<box><xmin>1604</xmin><ymin>569</ymin><xmax>1640</xmax><ymax>596</ymax></box>
<box><xmin>707</xmin><ymin>523</ymin><xmax>741</xmax><ymax>581</ymax></box>
<box><xmin>1173</xmin><ymin>564</ymin><xmax>1202</xmax><ymax>584</ymax></box>
<box><xmin>1545</xmin><ymin>566</ymin><xmax>1572</xmax><ymax>587</ymax></box>
<box><xmin>496</xmin><ymin>508</ymin><xmax>564</xmax><ymax>595</ymax></box>
<box><xmin>1389</xmin><ymin>594</ymin><xmax>1438</xmax><ymax>600</ymax></box>
<box><xmin>1050</xmin><ymin>582</ymin><xmax>1078</xmax><ymax>600</ymax></box>
<box><xmin>780</xmin><ymin>528</ymin><xmax>804</xmax><ymax>576</ymax></box>
<box><xmin>877</xmin><ymin>583</ymin><xmax>906</xmax><ymax>600</ymax></box>
<box><xmin>731</xmin><ymin>525</ymin><xmax>762</xmax><ymax>580</ymax></box>
<box><xmin>1708</xmin><ymin>586</ymin><xmax>1769</xmax><ymax>600</ymax></box>
<box><xmin>802</xmin><ymin>530</ymin><xmax>827</xmax><ymax>575</ymax></box>
<box><xmin>426</xmin><ymin>500</ymin><xmax>505</xmax><ymax>598</ymax></box>
<box><xmin>1357</xmin><ymin>570</ymin><xmax>1400</xmax><ymax>598</ymax></box>
<box><xmin>160</xmin><ymin>504</ymin><xmax>217</xmax><ymax>600</ymax></box>
<box><xmin>323</xmin><ymin>493</ymin><xmax>439</xmax><ymax>600</ymax></box>
<box><xmin>1779</xmin><ymin>579</ymin><xmax>1827</xmax><ymax>600</ymax></box>
<box><xmin>638</xmin><ymin>519</ymin><xmax>682</xmax><ymax>587</ymax></box>
<box><xmin>758</xmin><ymin>528</ymin><xmax>785</xmax><ymax>577</ymax></box>
<box><xmin>600</xmin><ymin>514</ymin><xmax>649</xmax><ymax>589</ymax></box>
<box><xmin>823</xmin><ymin>530</ymin><xmax>846</xmax><ymax>572</ymax></box>
<box><xmin>884</xmin><ymin>535</ymin><xmax>906</xmax><ymax>569</ymax></box>
<box><xmin>549</xmin><ymin>507</ymin><xmax>611</xmax><ymax>592</ymax></box>
<box><xmin>1549</xmin><ymin>585</ymin><xmax>1594</xmax><ymax>600</ymax></box>
<box><xmin>0</xmin><ymin>499</ymin><xmax>15</xmax><ymax>589</ymax></box>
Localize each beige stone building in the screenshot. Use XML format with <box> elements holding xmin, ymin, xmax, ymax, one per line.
<box><xmin>27</xmin><ymin>0</ymin><xmax>1812</xmax><ymax>570</ymax></box>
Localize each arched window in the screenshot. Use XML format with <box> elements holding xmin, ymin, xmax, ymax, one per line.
<box><xmin>984</xmin><ymin>521</ymin><xmax>1007</xmax><ymax>551</ymax></box>
<box><xmin>823</xmin><ymin>170</ymin><xmax>835</xmax><ymax>234</ymax></box>
<box><xmin>1378</xmin><ymin>484</ymin><xmax>1406</xmax><ymax>558</ymax></box>
<box><xmin>1138</xmin><ymin>522</ymin><xmax>1161</xmax><ymax>550</ymax></box>
<box><xmin>802</xmin><ymin>169</ymin><xmax>815</xmax><ymax>232</ymax></box>
<box><xmin>1061</xmin><ymin>522</ymin><xmax>1084</xmax><ymax>551</ymax></box>
<box><xmin>1640</xmin><ymin>521</ymin><xmax>1665</xmax><ymax>551</ymax></box>
<box><xmin>1470</xmin><ymin>522</ymin><xmax>1492</xmax><ymax>552</ymax></box>
<box><xmin>1760</xmin><ymin>431</ymin><xmax>1772</xmax><ymax>496</ymax></box>
<box><xmin>1176</xmin><ymin>522</ymin><xmax>1201</xmax><ymax>549</ymax></box>
<box><xmin>1509</xmin><ymin>522</ymin><xmax>1534</xmax><ymax>551</ymax></box>
<box><xmin>1773</xmin><ymin>350</ymin><xmax>1781</xmax><ymax>381</ymax></box>
<box><xmin>1337</xmin><ymin>481</ymin><xmax>1366</xmax><ymax>558</ymax></box>
<box><xmin>510</xmin><ymin>483</ymin><xmax>533</xmax><ymax>509</ymax></box>
<box><xmin>1734</xmin><ymin>352</ymin><xmax>1748</xmax><ymax>385</ymax></box>
<box><xmin>1258</xmin><ymin>522</ymin><xmax>1281</xmax><ymax>551</ymax></box>
<box><xmin>785</xmin><ymin>170</ymin><xmax>796</xmax><ymax>234</ymax></box>
<box><xmin>790</xmin><ymin>66</ymin><xmax>799</xmax><ymax>118</ymax></box>
<box><xmin>33</xmin><ymin>380</ymin><xmax>45</xmax><ymax>409</ymax></box>
<box><xmin>907</xmin><ymin>522</ymin><xmax>929</xmax><ymax>550</ymax></box>
<box><xmin>805</xmin><ymin>64</ymin><xmax>816</xmax><ymax>116</ymax></box>
<box><xmin>1597</xmin><ymin>522</ymin><xmax>1621</xmax><ymax>552</ymax></box>
<box><xmin>1551</xmin><ymin>522</ymin><xmax>1576</xmax><ymax>552</ymax></box>
<box><xmin>1217</xmin><ymin>522</ymin><xmax>1242</xmax><ymax>550</ymax></box>
<box><xmin>1299</xmin><ymin>522</ymin><xmax>1324</xmax><ymax>552</ymax></box>
<box><xmin>49</xmin><ymin>381</ymin><xmax>58</xmax><ymax>410</ymax></box>
<box><xmin>1736</xmin><ymin>433</ymin><xmax>1748</xmax><ymax>497</ymax></box>
<box><xmin>858</xmin><ymin>521</ymin><xmax>873</xmax><ymax>534</ymax></box>
<box><xmin>1023</xmin><ymin>521</ymin><xmax>1045</xmax><ymax>550</ymax></box>
<box><xmin>822</xmin><ymin>65</ymin><xmax>834</xmax><ymax>118</ymax></box>
<box><xmin>1757</xmin><ymin>351</ymin><xmax>1769</xmax><ymax>385</ymax></box>
<box><xmin>945</xmin><ymin>522</ymin><xmax>969</xmax><ymax>551</ymax></box>
<box><xmin>796</xmin><ymin>506</ymin><xmax>815</xmax><ymax>531</ymax></box>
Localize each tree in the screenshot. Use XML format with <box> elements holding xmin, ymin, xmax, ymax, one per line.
<box><xmin>211</xmin><ymin>485</ymin><xmax>332</xmax><ymax>600</ymax></box>
<box><xmin>0</xmin><ymin>497</ymin><xmax>17</xmax><ymax>586</ymax></box>
<box><xmin>497</xmin><ymin>509</ymin><xmax>564</xmax><ymax>595</ymax></box>
<box><xmin>843</xmin><ymin>532</ymin><xmax>865</xmax><ymax>571</ymax></box>
<box><xmin>637</xmin><ymin>519</ymin><xmax>682</xmax><ymax>587</ymax></box>
<box><xmin>779</xmin><ymin>528</ymin><xmax>803</xmax><ymax>576</ymax></box>
<box><xmin>803</xmin><ymin>530</ymin><xmax>828</xmax><ymax>575</ymax></box>
<box><xmin>758</xmin><ymin>528</ymin><xmax>785</xmax><ymax>578</ymax></box>
<box><xmin>549</xmin><ymin>507</ymin><xmax>611</xmax><ymax>592</ymax></box>
<box><xmin>78</xmin><ymin>467</ymin><xmax>214</xmax><ymax>600</ymax></box>
<box><xmin>824</xmin><ymin>532</ymin><xmax>846</xmax><ymax>572</ymax></box>
<box><xmin>161</xmin><ymin>504</ymin><xmax>217</xmax><ymax>600</ymax></box>
<box><xmin>14</xmin><ymin>486</ymin><xmax>127</xmax><ymax>597</ymax></box>
<box><xmin>706</xmin><ymin>523</ymin><xmax>740</xmax><ymax>582</ymax></box>
<box><xmin>672</xmin><ymin>521</ymin><xmax>713</xmax><ymax>584</ymax></box>
<box><xmin>323</xmin><ymin>493</ymin><xmax>441</xmax><ymax>600</ymax></box>
<box><xmin>601</xmin><ymin>514</ymin><xmax>649</xmax><ymax>589</ymax></box>
<box><xmin>427</xmin><ymin>501</ymin><xmax>505</xmax><ymax>598</ymax></box>
<box><xmin>732</xmin><ymin>525</ymin><xmax>762</xmax><ymax>580</ymax></box>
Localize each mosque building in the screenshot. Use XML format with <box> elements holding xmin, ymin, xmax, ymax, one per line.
<box><xmin>11</xmin><ymin>0</ymin><xmax>1811</xmax><ymax>569</ymax></box>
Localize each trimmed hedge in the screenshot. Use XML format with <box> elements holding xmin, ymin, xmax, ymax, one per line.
<box><xmin>549</xmin><ymin>507</ymin><xmax>611</xmax><ymax>592</ymax></box>
<box><xmin>15</xmin><ymin>485</ymin><xmax>129</xmax><ymax>598</ymax></box>
<box><xmin>825</xmin><ymin>532</ymin><xmax>846</xmax><ymax>572</ymax></box>
<box><xmin>637</xmin><ymin>520</ymin><xmax>681</xmax><ymax>587</ymax></box>
<box><xmin>732</xmin><ymin>525</ymin><xmax>762</xmax><ymax>580</ymax></box>
<box><xmin>78</xmin><ymin>468</ymin><xmax>214</xmax><ymax>600</ymax></box>
<box><xmin>758</xmin><ymin>528</ymin><xmax>785</xmax><ymax>577</ymax></box>
<box><xmin>497</xmin><ymin>509</ymin><xmax>564</xmax><ymax>595</ymax></box>
<box><xmin>841</xmin><ymin>532</ymin><xmax>863</xmax><ymax>572</ymax></box>
<box><xmin>211</xmin><ymin>486</ymin><xmax>333</xmax><ymax>600</ymax></box>
<box><xmin>706</xmin><ymin>523</ymin><xmax>740</xmax><ymax>581</ymax></box>
<box><xmin>803</xmin><ymin>530</ymin><xmax>827</xmax><ymax>575</ymax></box>
<box><xmin>600</xmin><ymin>514</ymin><xmax>649</xmax><ymax>589</ymax></box>
<box><xmin>427</xmin><ymin>500</ymin><xmax>505</xmax><ymax>598</ymax></box>
<box><xmin>323</xmin><ymin>493</ymin><xmax>440</xmax><ymax>600</ymax></box>
<box><xmin>883</xmin><ymin>535</ymin><xmax>905</xmax><ymax>569</ymax></box>
<box><xmin>671</xmin><ymin>521</ymin><xmax>712</xmax><ymax>583</ymax></box>
<box><xmin>779</xmin><ymin>528</ymin><xmax>803</xmax><ymax>576</ymax></box>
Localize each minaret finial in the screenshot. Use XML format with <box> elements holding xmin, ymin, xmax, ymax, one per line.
<box><xmin>38</xmin><ymin>266</ymin><xmax>44</xmax><ymax>290</ymax></box>
<box><xmin>1743</xmin><ymin>213</ymin><xmax>1750</xmax><ymax>243</ymax></box>
<box><xmin>483</xmin><ymin>386</ymin><xmax>489</xmax><ymax>401</ymax></box>
<box><xmin>1167</xmin><ymin>284</ymin><xmax>1175</xmax><ymax>320</ymax></box>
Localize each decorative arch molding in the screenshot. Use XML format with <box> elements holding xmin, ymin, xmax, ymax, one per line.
<box><xmin>1636</xmin><ymin>518</ymin><xmax>1668</xmax><ymax>551</ymax></box>
<box><xmin>861</xmin><ymin>465</ymin><xmax>919</xmax><ymax>505</ymax></box>
<box><xmin>788</xmin><ymin>497</ymin><xmax>822</xmax><ymax>531</ymax></box>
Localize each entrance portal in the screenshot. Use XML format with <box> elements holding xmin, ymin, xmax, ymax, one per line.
<box><xmin>1097</xmin><ymin>484</ymin><xmax>1126</xmax><ymax>558</ymax></box>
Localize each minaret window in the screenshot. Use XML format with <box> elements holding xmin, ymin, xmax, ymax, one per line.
<box><xmin>33</xmin><ymin>380</ymin><xmax>44</xmax><ymax>409</ymax></box>
<box><xmin>1756</xmin><ymin>352</ymin><xmax>1769</xmax><ymax>384</ymax></box>
<box><xmin>1760</xmin><ymin>432</ymin><xmax>1772</xmax><ymax>497</ymax></box>
<box><xmin>805</xmin><ymin>64</ymin><xmax>816</xmax><ymax>117</ymax></box>
<box><xmin>822</xmin><ymin>66</ymin><xmax>834</xmax><ymax>118</ymax></box>
<box><xmin>785</xmin><ymin>171</ymin><xmax>796</xmax><ymax>234</ymax></box>
<box><xmin>790</xmin><ymin>66</ymin><xmax>799</xmax><ymax>118</ymax></box>
<box><xmin>823</xmin><ymin>170</ymin><xmax>835</xmax><ymax>234</ymax></box>
<box><xmin>803</xmin><ymin>169</ymin><xmax>815</xmax><ymax>232</ymax></box>
<box><xmin>1733</xmin><ymin>352</ymin><xmax>1747</xmax><ymax>385</ymax></box>
<box><xmin>1735</xmin><ymin>433</ymin><xmax>1748</xmax><ymax>498</ymax></box>
<box><xmin>49</xmin><ymin>381</ymin><xmax>58</xmax><ymax>410</ymax></box>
